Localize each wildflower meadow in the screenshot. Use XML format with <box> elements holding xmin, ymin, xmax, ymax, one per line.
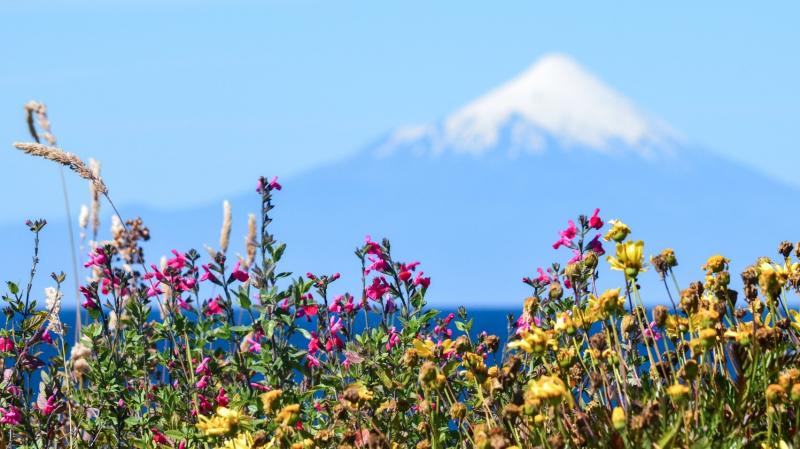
<box><xmin>4</xmin><ymin>102</ymin><xmax>800</xmax><ymax>449</ymax></box>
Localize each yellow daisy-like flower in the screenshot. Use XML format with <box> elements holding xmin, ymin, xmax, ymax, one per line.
<box><xmin>603</xmin><ymin>219</ymin><xmax>631</xmax><ymax>243</ymax></box>
<box><xmin>215</xmin><ymin>431</ymin><xmax>254</xmax><ymax>449</ymax></box>
<box><xmin>276</xmin><ymin>404</ymin><xmax>301</xmax><ymax>426</ymax></box>
<box><xmin>196</xmin><ymin>407</ymin><xmax>249</xmax><ymax>437</ymax></box>
<box><xmin>587</xmin><ymin>288</ymin><xmax>625</xmax><ymax>320</ymax></box>
<box><xmin>507</xmin><ymin>327</ymin><xmax>557</xmax><ymax>354</ymax></box>
<box><xmin>412</xmin><ymin>338</ymin><xmax>453</xmax><ymax>359</ymax></box>
<box><xmin>607</xmin><ymin>240</ymin><xmax>647</xmax><ymax>279</ymax></box>
<box><xmin>260</xmin><ymin>389</ymin><xmax>283</xmax><ymax>412</ymax></box>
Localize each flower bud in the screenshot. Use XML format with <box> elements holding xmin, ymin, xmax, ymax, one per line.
<box><xmin>611</xmin><ymin>406</ymin><xmax>626</xmax><ymax>430</ymax></box>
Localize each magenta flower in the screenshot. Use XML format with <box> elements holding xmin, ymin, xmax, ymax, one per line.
<box><xmin>366</xmin><ymin>277</ymin><xmax>391</xmax><ymax>300</ymax></box>
<box><xmin>215</xmin><ymin>387</ymin><xmax>229</xmax><ymax>407</ymax></box>
<box><xmin>413</xmin><ymin>272</ymin><xmax>430</xmax><ymax>289</ymax></box>
<box><xmin>536</xmin><ymin>267</ymin><xmax>552</xmax><ymax>285</ymax></box>
<box><xmin>83</xmin><ymin>248</ymin><xmax>107</xmax><ymax>268</ymax></box>
<box><xmin>385</xmin><ymin>327</ymin><xmax>400</xmax><ymax>351</ymax></box>
<box><xmin>195</xmin><ymin>375</ymin><xmax>210</xmax><ymax>390</ymax></box>
<box><xmin>364</xmin><ymin>235</ymin><xmax>383</xmax><ymax>256</ymax></box>
<box><xmin>152</xmin><ymin>428</ymin><xmax>171</xmax><ymax>446</ymax></box>
<box><xmin>199</xmin><ymin>264</ymin><xmax>215</xmax><ymax>283</ymax></box>
<box><xmin>307</xmin><ymin>353</ymin><xmax>321</xmax><ymax>368</ymax></box>
<box><xmin>552</xmin><ymin>219</ymin><xmax>578</xmax><ymax>249</ymax></box>
<box><xmin>205</xmin><ymin>296</ymin><xmax>224</xmax><ymax>316</ymax></box>
<box><xmin>166</xmin><ymin>250</ymin><xmax>187</xmax><ymax>270</ymax></box>
<box><xmin>587</xmin><ymin>234</ymin><xmax>605</xmax><ymax>256</ymax></box>
<box><xmin>230</xmin><ymin>261</ymin><xmax>249</xmax><ymax>282</ymax></box>
<box><xmin>329</xmin><ymin>316</ymin><xmax>343</xmax><ymax>335</ymax></box>
<box><xmin>588</xmin><ymin>208</ymin><xmax>604</xmax><ymax>230</ymax></box>
<box><xmin>0</xmin><ymin>337</ymin><xmax>14</xmax><ymax>353</ymax></box>
<box><xmin>0</xmin><ymin>406</ymin><xmax>21</xmax><ymax>426</ymax></box>
<box><xmin>269</xmin><ymin>176</ymin><xmax>282</xmax><ymax>191</ymax></box>
<box><xmin>146</xmin><ymin>284</ymin><xmax>163</xmax><ymax>298</ymax></box>
<box><xmin>644</xmin><ymin>321</ymin><xmax>662</xmax><ymax>342</ymax></box>
<box><xmin>308</xmin><ymin>332</ymin><xmax>320</xmax><ymax>355</ymax></box>
<box><xmin>195</xmin><ymin>357</ymin><xmax>211</xmax><ymax>375</ymax></box>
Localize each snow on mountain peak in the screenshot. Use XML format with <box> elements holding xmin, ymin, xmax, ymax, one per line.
<box><xmin>379</xmin><ymin>53</ymin><xmax>681</xmax><ymax>157</ymax></box>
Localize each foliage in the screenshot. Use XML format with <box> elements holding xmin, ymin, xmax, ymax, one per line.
<box><xmin>3</xmin><ymin>179</ymin><xmax>800</xmax><ymax>449</ymax></box>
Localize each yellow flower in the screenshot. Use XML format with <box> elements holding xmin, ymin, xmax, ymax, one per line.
<box><xmin>525</xmin><ymin>375</ymin><xmax>571</xmax><ymax>407</ymax></box>
<box><xmin>587</xmin><ymin>288</ymin><xmax>625</xmax><ymax>319</ymax></box>
<box><xmin>603</xmin><ymin>219</ymin><xmax>631</xmax><ymax>243</ymax></box>
<box><xmin>507</xmin><ymin>327</ymin><xmax>557</xmax><ymax>354</ymax></box>
<box><xmin>667</xmin><ymin>383</ymin><xmax>691</xmax><ymax>403</ymax></box>
<box><xmin>607</xmin><ymin>241</ymin><xmax>647</xmax><ymax>279</ymax></box>
<box><xmin>758</xmin><ymin>261</ymin><xmax>784</xmax><ymax>302</ymax></box>
<box><xmin>611</xmin><ymin>406</ymin><xmax>626</xmax><ymax>430</ymax></box>
<box><xmin>260</xmin><ymin>389</ymin><xmax>283</xmax><ymax>412</ymax></box>
<box><xmin>702</xmin><ymin>255</ymin><xmax>729</xmax><ymax>274</ymax></box>
<box><xmin>412</xmin><ymin>338</ymin><xmax>453</xmax><ymax>359</ymax></box>
<box><xmin>553</xmin><ymin>312</ymin><xmax>576</xmax><ymax>335</ymax></box>
<box><xmin>196</xmin><ymin>407</ymin><xmax>249</xmax><ymax>437</ymax></box>
<box><xmin>277</xmin><ymin>404</ymin><xmax>301</xmax><ymax>426</ymax></box>
<box><xmin>215</xmin><ymin>431</ymin><xmax>254</xmax><ymax>449</ymax></box>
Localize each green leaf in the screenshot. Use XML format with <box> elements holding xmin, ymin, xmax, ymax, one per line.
<box><xmin>6</xmin><ymin>282</ymin><xmax>18</xmax><ymax>295</ymax></box>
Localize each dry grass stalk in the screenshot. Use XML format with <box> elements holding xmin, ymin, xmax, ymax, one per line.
<box><xmin>88</xmin><ymin>158</ymin><xmax>102</xmax><ymax>239</ymax></box>
<box><xmin>24</xmin><ymin>101</ymin><xmax>57</xmax><ymax>146</ymax></box>
<box><xmin>245</xmin><ymin>213</ymin><xmax>257</xmax><ymax>269</ymax></box>
<box><xmin>12</xmin><ymin>142</ymin><xmax>108</xmax><ymax>195</ymax></box>
<box><xmin>220</xmin><ymin>200</ymin><xmax>232</xmax><ymax>254</ymax></box>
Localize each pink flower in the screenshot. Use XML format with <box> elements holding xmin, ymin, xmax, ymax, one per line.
<box><xmin>0</xmin><ymin>406</ymin><xmax>21</xmax><ymax>426</ymax></box>
<box><xmin>308</xmin><ymin>332</ymin><xmax>320</xmax><ymax>355</ymax></box>
<box><xmin>216</xmin><ymin>387</ymin><xmax>229</xmax><ymax>407</ymax></box>
<box><xmin>146</xmin><ymin>284</ymin><xmax>163</xmax><ymax>298</ymax></box>
<box><xmin>536</xmin><ymin>268</ymin><xmax>551</xmax><ymax>285</ymax></box>
<box><xmin>413</xmin><ymin>272</ymin><xmax>430</xmax><ymax>289</ymax></box>
<box><xmin>0</xmin><ymin>337</ymin><xmax>14</xmax><ymax>353</ymax></box>
<box><xmin>83</xmin><ymin>248</ymin><xmax>107</xmax><ymax>268</ymax></box>
<box><xmin>200</xmin><ymin>265</ymin><xmax>218</xmax><ymax>283</ymax></box>
<box><xmin>152</xmin><ymin>428</ymin><xmax>171</xmax><ymax>446</ymax></box>
<box><xmin>40</xmin><ymin>394</ymin><xmax>57</xmax><ymax>415</ymax></box>
<box><xmin>644</xmin><ymin>321</ymin><xmax>662</xmax><ymax>342</ymax></box>
<box><xmin>230</xmin><ymin>261</ymin><xmax>249</xmax><ymax>283</ymax></box>
<box><xmin>365</xmin><ymin>255</ymin><xmax>389</xmax><ymax>274</ymax></box>
<box><xmin>385</xmin><ymin>327</ymin><xmax>400</xmax><ymax>351</ymax></box>
<box><xmin>328</xmin><ymin>296</ymin><xmax>344</xmax><ymax>313</ymax></box>
<box><xmin>296</xmin><ymin>303</ymin><xmax>318</xmax><ymax>318</ymax></box>
<box><xmin>250</xmin><ymin>382</ymin><xmax>271</xmax><ymax>392</ymax></box>
<box><xmin>269</xmin><ymin>176</ymin><xmax>282</xmax><ymax>191</ymax></box>
<box><xmin>329</xmin><ymin>317</ymin><xmax>343</xmax><ymax>335</ymax></box>
<box><xmin>366</xmin><ymin>277</ymin><xmax>391</xmax><ymax>300</ymax></box>
<box><xmin>552</xmin><ymin>220</ymin><xmax>577</xmax><ymax>249</ymax></box>
<box><xmin>195</xmin><ymin>375</ymin><xmax>210</xmax><ymax>390</ymax></box>
<box><xmin>166</xmin><ymin>250</ymin><xmax>187</xmax><ymax>270</ymax></box>
<box><xmin>195</xmin><ymin>357</ymin><xmax>211</xmax><ymax>375</ymax></box>
<box><xmin>363</xmin><ymin>235</ymin><xmax>383</xmax><ymax>256</ymax></box>
<box><xmin>307</xmin><ymin>353</ymin><xmax>321</xmax><ymax>368</ymax></box>
<box><xmin>205</xmin><ymin>297</ymin><xmax>224</xmax><ymax>316</ymax></box>
<box><xmin>40</xmin><ymin>330</ymin><xmax>53</xmax><ymax>345</ymax></box>
<box><xmin>588</xmin><ymin>208</ymin><xmax>603</xmax><ymax>230</ymax></box>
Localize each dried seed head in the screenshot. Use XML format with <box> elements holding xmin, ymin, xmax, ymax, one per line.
<box><xmin>78</xmin><ymin>204</ymin><xmax>89</xmax><ymax>229</ymax></box>
<box><xmin>220</xmin><ymin>200</ymin><xmax>232</xmax><ymax>254</ymax></box>
<box><xmin>13</xmin><ymin>142</ymin><xmax>107</xmax><ymax>195</ymax></box>
<box><xmin>245</xmin><ymin>213</ymin><xmax>257</xmax><ymax>269</ymax></box>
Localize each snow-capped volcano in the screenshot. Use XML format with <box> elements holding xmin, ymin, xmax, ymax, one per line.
<box><xmin>6</xmin><ymin>53</ymin><xmax>798</xmax><ymax>309</ymax></box>
<box><xmin>379</xmin><ymin>53</ymin><xmax>680</xmax><ymax>157</ymax></box>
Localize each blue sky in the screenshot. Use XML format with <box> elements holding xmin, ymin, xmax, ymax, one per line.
<box><xmin>2</xmin><ymin>1</ymin><xmax>799</xmax><ymax>224</ymax></box>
